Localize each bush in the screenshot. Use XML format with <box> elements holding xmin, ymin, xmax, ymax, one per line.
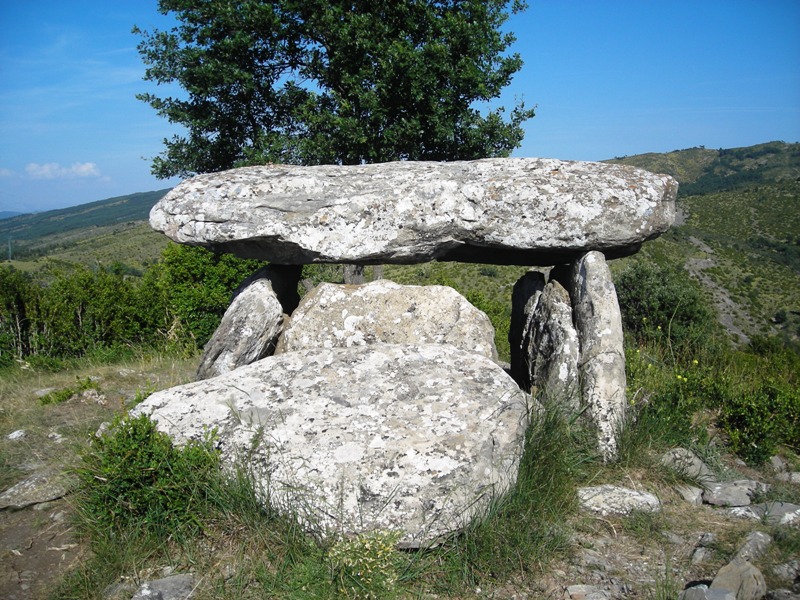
<box><xmin>615</xmin><ymin>260</ymin><xmax>716</xmax><ymax>351</ymax></box>
<box><xmin>718</xmin><ymin>381</ymin><xmax>800</xmax><ymax>465</ymax></box>
<box><xmin>75</xmin><ymin>414</ymin><xmax>220</xmax><ymax>537</ymax></box>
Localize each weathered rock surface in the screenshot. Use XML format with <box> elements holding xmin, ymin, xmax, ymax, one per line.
<box><xmin>276</xmin><ymin>280</ymin><xmax>498</xmax><ymax>360</ymax></box>
<box><xmin>132</xmin><ymin>343</ymin><xmax>528</xmax><ymax>545</ymax></box>
<box><xmin>509</xmin><ymin>270</ymin><xmax>546</xmax><ymax>387</ymax></box>
<box><xmin>0</xmin><ymin>468</ymin><xmax>72</xmax><ymax>510</ymax></box>
<box><xmin>150</xmin><ymin>158</ymin><xmax>677</xmax><ymax>266</ymax></box>
<box><xmin>734</xmin><ymin>531</ymin><xmax>772</xmax><ymax>563</ymax></box>
<box><xmin>703</xmin><ymin>481</ymin><xmax>767</xmax><ymax>507</ymax></box>
<box><xmin>570</xmin><ymin>251</ymin><xmax>627</xmax><ymax>460</ymax></box>
<box><xmin>711</xmin><ymin>559</ymin><xmax>767</xmax><ymax>600</ymax></box>
<box><xmin>750</xmin><ymin>502</ymin><xmax>800</xmax><ymax>526</ymax></box>
<box><xmin>196</xmin><ymin>266</ymin><xmax>287</xmax><ymax>380</ymax></box>
<box><xmin>526</xmin><ymin>279</ymin><xmax>581</xmax><ymax>411</ymax></box>
<box><xmin>130</xmin><ymin>574</ymin><xmax>198</xmax><ymax>600</ymax></box>
<box><xmin>661</xmin><ymin>448</ymin><xmax>716</xmax><ymax>485</ymax></box>
<box><xmin>577</xmin><ymin>484</ymin><xmax>661</xmax><ymax>516</ymax></box>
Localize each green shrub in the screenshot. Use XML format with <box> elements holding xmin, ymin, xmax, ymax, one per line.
<box><xmin>75</xmin><ymin>413</ymin><xmax>220</xmax><ymax>536</ymax></box>
<box><xmin>39</xmin><ymin>376</ymin><xmax>98</xmax><ymax>406</ymax></box>
<box><xmin>328</xmin><ymin>530</ymin><xmax>403</xmax><ymax>599</ymax></box>
<box><xmin>718</xmin><ymin>381</ymin><xmax>800</xmax><ymax>465</ymax></box>
<box><xmin>615</xmin><ymin>260</ymin><xmax>716</xmax><ymax>351</ymax></box>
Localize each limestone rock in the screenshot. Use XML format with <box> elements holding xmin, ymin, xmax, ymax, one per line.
<box><xmin>734</xmin><ymin>531</ymin><xmax>772</xmax><ymax>562</ymax></box>
<box><xmin>750</xmin><ymin>502</ymin><xmax>800</xmax><ymax>526</ymax></box>
<box><xmin>680</xmin><ymin>587</ymin><xmax>736</xmax><ymax>600</ymax></box>
<box><xmin>0</xmin><ymin>468</ymin><xmax>72</xmax><ymax>509</ymax></box>
<box><xmin>150</xmin><ymin>158</ymin><xmax>677</xmax><ymax>266</ymax></box>
<box><xmin>196</xmin><ymin>266</ymin><xmax>287</xmax><ymax>380</ymax></box>
<box><xmin>527</xmin><ymin>279</ymin><xmax>581</xmax><ymax>412</ymax></box>
<box><xmin>703</xmin><ymin>481</ymin><xmax>767</xmax><ymax>507</ymax></box>
<box><xmin>577</xmin><ymin>484</ymin><xmax>661</xmax><ymax>516</ymax></box>
<box><xmin>276</xmin><ymin>280</ymin><xmax>498</xmax><ymax>360</ymax></box>
<box><xmin>131</xmin><ymin>343</ymin><xmax>528</xmax><ymax>545</ymax></box>
<box><xmin>130</xmin><ymin>574</ymin><xmax>197</xmax><ymax>600</ymax></box>
<box><xmin>661</xmin><ymin>448</ymin><xmax>716</xmax><ymax>485</ymax></box>
<box><xmin>509</xmin><ymin>270</ymin><xmax>546</xmax><ymax>388</ymax></box>
<box><xmin>711</xmin><ymin>559</ymin><xmax>767</xmax><ymax>600</ymax></box>
<box><xmin>570</xmin><ymin>251</ymin><xmax>626</xmax><ymax>460</ymax></box>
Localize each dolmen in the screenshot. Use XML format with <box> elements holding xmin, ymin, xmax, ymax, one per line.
<box><xmin>133</xmin><ymin>158</ymin><xmax>677</xmax><ymax>546</ymax></box>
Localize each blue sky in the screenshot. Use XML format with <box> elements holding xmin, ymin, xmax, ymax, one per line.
<box><xmin>1</xmin><ymin>0</ymin><xmax>798</xmax><ymax>214</ymax></box>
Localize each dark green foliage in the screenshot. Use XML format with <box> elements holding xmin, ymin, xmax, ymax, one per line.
<box><xmin>75</xmin><ymin>413</ymin><xmax>220</xmax><ymax>536</ymax></box>
<box><xmin>466</xmin><ymin>290</ymin><xmax>511</xmax><ymax>362</ymax></box>
<box><xmin>39</xmin><ymin>377</ymin><xmax>98</xmax><ymax>406</ymax></box>
<box><xmin>717</xmin><ymin>382</ymin><xmax>799</xmax><ymax>464</ymax></box>
<box><xmin>615</xmin><ymin>260</ymin><xmax>717</xmax><ymax>350</ymax></box>
<box><xmin>134</xmin><ymin>0</ymin><xmax>534</xmax><ymax>177</ymax></box>
<box><xmin>0</xmin><ymin>244</ymin><xmax>262</xmax><ymax>365</ymax></box>
<box><xmin>0</xmin><ymin>266</ymin><xmax>34</xmax><ymax>366</ymax></box>
<box><xmin>157</xmin><ymin>244</ymin><xmax>264</xmax><ymax>347</ymax></box>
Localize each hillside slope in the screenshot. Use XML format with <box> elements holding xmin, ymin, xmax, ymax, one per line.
<box><xmin>609</xmin><ymin>141</ymin><xmax>800</xmax><ymax>344</ymax></box>
<box><xmin>2</xmin><ymin>189</ymin><xmax>171</xmax><ymax>270</ymax></box>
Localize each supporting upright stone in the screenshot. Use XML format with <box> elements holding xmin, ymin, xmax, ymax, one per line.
<box><xmin>509</xmin><ymin>271</ymin><xmax>546</xmax><ymax>388</ymax></box>
<box><xmin>196</xmin><ymin>264</ymin><xmax>301</xmax><ymax>380</ymax></box>
<box><xmin>528</xmin><ymin>279</ymin><xmax>581</xmax><ymax>413</ymax></box>
<box><xmin>569</xmin><ymin>251</ymin><xmax>627</xmax><ymax>460</ymax></box>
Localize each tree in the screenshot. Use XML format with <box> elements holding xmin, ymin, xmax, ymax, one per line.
<box><xmin>134</xmin><ymin>0</ymin><xmax>534</xmax><ymax>178</ymax></box>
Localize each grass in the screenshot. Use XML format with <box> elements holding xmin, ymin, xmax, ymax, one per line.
<box><xmin>0</xmin><ymin>316</ymin><xmax>797</xmax><ymax>598</ymax></box>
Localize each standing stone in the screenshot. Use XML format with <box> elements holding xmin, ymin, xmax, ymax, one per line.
<box><xmin>150</xmin><ymin>158</ymin><xmax>677</xmax><ymax>266</ymax></box>
<box><xmin>132</xmin><ymin>343</ymin><xmax>529</xmax><ymax>545</ymax></box>
<box><xmin>570</xmin><ymin>251</ymin><xmax>627</xmax><ymax>460</ymax></box>
<box><xmin>276</xmin><ymin>280</ymin><xmax>498</xmax><ymax>360</ymax></box>
<box><xmin>196</xmin><ymin>265</ymin><xmax>295</xmax><ymax>380</ymax></box>
<box><xmin>509</xmin><ymin>271</ymin><xmax>546</xmax><ymax>389</ymax></box>
<box><xmin>528</xmin><ymin>280</ymin><xmax>581</xmax><ymax>412</ymax></box>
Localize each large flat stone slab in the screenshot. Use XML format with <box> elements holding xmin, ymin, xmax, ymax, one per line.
<box><xmin>131</xmin><ymin>343</ymin><xmax>529</xmax><ymax>545</ymax></box>
<box><xmin>150</xmin><ymin>158</ymin><xmax>677</xmax><ymax>266</ymax></box>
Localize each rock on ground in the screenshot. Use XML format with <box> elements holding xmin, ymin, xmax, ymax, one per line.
<box><xmin>150</xmin><ymin>158</ymin><xmax>677</xmax><ymax>266</ymax></box>
<box><xmin>577</xmin><ymin>484</ymin><xmax>661</xmax><ymax>516</ymax></box>
<box><xmin>710</xmin><ymin>558</ymin><xmax>767</xmax><ymax>600</ymax></box>
<box><xmin>132</xmin><ymin>343</ymin><xmax>529</xmax><ymax>546</ymax></box>
<box><xmin>276</xmin><ymin>280</ymin><xmax>498</xmax><ymax>360</ymax></box>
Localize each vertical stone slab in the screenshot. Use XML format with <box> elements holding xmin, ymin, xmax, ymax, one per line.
<box><xmin>529</xmin><ymin>280</ymin><xmax>581</xmax><ymax>413</ymax></box>
<box><xmin>196</xmin><ymin>265</ymin><xmax>299</xmax><ymax>380</ymax></box>
<box><xmin>570</xmin><ymin>251</ymin><xmax>627</xmax><ymax>460</ymax></box>
<box><xmin>509</xmin><ymin>271</ymin><xmax>546</xmax><ymax>389</ymax></box>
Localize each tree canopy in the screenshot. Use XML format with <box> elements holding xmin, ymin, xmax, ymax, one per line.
<box><xmin>135</xmin><ymin>0</ymin><xmax>534</xmax><ymax>178</ymax></box>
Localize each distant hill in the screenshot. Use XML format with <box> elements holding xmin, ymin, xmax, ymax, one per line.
<box><xmin>0</xmin><ymin>211</ymin><xmax>24</xmax><ymax>220</ymax></box>
<box><xmin>608</xmin><ymin>140</ymin><xmax>800</xmax><ymax>196</ymax></box>
<box><xmin>2</xmin><ymin>189</ymin><xmax>171</xmax><ymax>267</ymax></box>
<box><xmin>4</xmin><ymin>143</ymin><xmax>799</xmax><ymax>344</ymax></box>
<box><xmin>609</xmin><ymin>141</ymin><xmax>800</xmax><ymax>344</ymax></box>
<box><xmin>0</xmin><ymin>189</ymin><xmax>171</xmax><ymax>243</ymax></box>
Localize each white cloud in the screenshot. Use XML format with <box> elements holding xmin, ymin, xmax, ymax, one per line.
<box><xmin>0</xmin><ymin>168</ymin><xmax>14</xmax><ymax>178</ymax></box>
<box><xmin>25</xmin><ymin>162</ymin><xmax>101</xmax><ymax>179</ymax></box>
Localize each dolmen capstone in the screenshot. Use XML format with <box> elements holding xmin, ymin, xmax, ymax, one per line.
<box><xmin>137</xmin><ymin>157</ymin><xmax>677</xmax><ymax>543</ymax></box>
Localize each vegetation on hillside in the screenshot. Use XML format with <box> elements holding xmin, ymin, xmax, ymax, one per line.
<box><xmin>1</xmin><ymin>141</ymin><xmax>799</xmax><ymax>598</ymax></box>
